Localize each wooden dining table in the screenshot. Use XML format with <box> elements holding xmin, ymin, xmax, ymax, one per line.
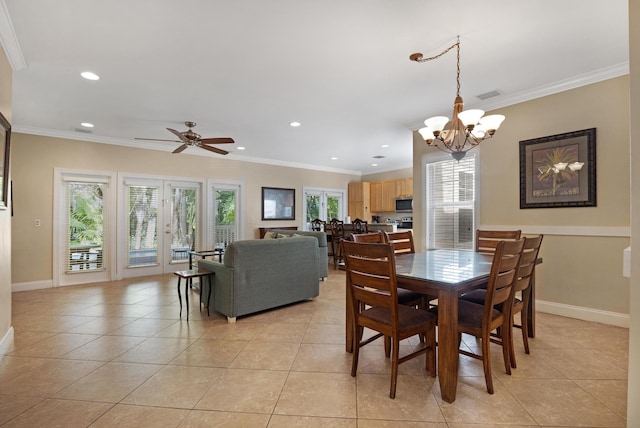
<box><xmin>346</xmin><ymin>249</ymin><xmax>518</xmax><ymax>403</ymax></box>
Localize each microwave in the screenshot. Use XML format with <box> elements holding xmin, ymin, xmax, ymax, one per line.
<box><xmin>395</xmin><ymin>198</ymin><xmax>413</xmax><ymax>213</ymax></box>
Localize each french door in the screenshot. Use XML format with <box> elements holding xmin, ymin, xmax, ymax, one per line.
<box><xmin>303</xmin><ymin>187</ymin><xmax>344</xmax><ymax>230</ymax></box>
<box><xmin>208</xmin><ymin>182</ymin><xmax>241</xmax><ymax>251</ymax></box>
<box><xmin>120</xmin><ymin>177</ymin><xmax>203</xmax><ymax>278</ymax></box>
<box><xmin>53</xmin><ymin>169</ymin><xmax>117</xmax><ymax>287</ymax></box>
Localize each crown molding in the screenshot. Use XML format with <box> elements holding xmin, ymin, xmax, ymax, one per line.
<box><xmin>13</xmin><ymin>125</ymin><xmax>364</xmax><ymax>176</ymax></box>
<box><xmin>0</xmin><ymin>0</ymin><xmax>26</xmax><ymax>70</ymax></box>
<box><xmin>409</xmin><ymin>62</ymin><xmax>630</xmax><ymax>130</ymax></box>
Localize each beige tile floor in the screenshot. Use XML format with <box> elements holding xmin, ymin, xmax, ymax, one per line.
<box><xmin>0</xmin><ymin>268</ymin><xmax>628</xmax><ymax>427</ymax></box>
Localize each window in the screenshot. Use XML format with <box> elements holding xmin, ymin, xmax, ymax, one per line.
<box><xmin>426</xmin><ymin>154</ymin><xmax>477</xmax><ymax>249</ymax></box>
<box><xmin>66</xmin><ymin>181</ymin><xmax>105</xmax><ymax>272</ymax></box>
<box><xmin>303</xmin><ymin>188</ymin><xmax>344</xmax><ymax>230</ymax></box>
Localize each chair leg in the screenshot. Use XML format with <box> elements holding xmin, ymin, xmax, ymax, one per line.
<box><xmin>509</xmin><ymin>314</ymin><xmax>518</xmax><ymax>369</ymax></box>
<box><xmin>390</xmin><ymin>337</ymin><xmax>400</xmax><ymax>399</ymax></box>
<box><xmin>501</xmin><ymin>324</ymin><xmax>512</xmax><ymax>375</ymax></box>
<box><xmin>384</xmin><ymin>335</ymin><xmax>391</xmax><ymax>358</ymax></box>
<box><xmin>351</xmin><ymin>326</ymin><xmax>362</xmax><ymax>377</ymax></box>
<box><xmin>481</xmin><ymin>332</ymin><xmax>494</xmax><ymax>394</ymax></box>
<box><xmin>427</xmin><ymin>327</ymin><xmax>436</xmax><ymax>377</ymax></box>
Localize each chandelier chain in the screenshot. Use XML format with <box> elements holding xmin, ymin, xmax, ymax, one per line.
<box><xmin>411</xmin><ymin>39</ymin><xmax>461</xmax><ymax>97</ymax></box>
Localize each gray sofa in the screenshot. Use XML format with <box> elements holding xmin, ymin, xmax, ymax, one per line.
<box><xmin>198</xmin><ymin>236</ymin><xmax>320</xmax><ymax>322</ymax></box>
<box><xmin>265</xmin><ymin>229</ymin><xmax>329</xmax><ymax>279</ymax></box>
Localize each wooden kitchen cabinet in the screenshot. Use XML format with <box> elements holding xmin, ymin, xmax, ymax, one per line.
<box><xmin>381</xmin><ymin>180</ymin><xmax>396</xmax><ymax>212</ymax></box>
<box><xmin>348</xmin><ymin>182</ymin><xmax>371</xmax><ymax>220</ymax></box>
<box><xmin>396</xmin><ymin>177</ymin><xmax>413</xmax><ymax>198</ymax></box>
<box><xmin>370</xmin><ymin>182</ymin><xmax>383</xmax><ymax>212</ymax></box>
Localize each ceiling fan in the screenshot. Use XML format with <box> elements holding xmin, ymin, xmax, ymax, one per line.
<box><xmin>135</xmin><ymin>121</ymin><xmax>234</xmax><ymax>155</ymax></box>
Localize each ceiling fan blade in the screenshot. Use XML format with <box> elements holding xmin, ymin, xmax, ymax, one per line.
<box><xmin>200</xmin><ymin>137</ymin><xmax>234</xmax><ymax>145</ymax></box>
<box><xmin>167</xmin><ymin>128</ymin><xmax>189</xmax><ymax>142</ymax></box>
<box><xmin>199</xmin><ymin>144</ymin><xmax>229</xmax><ymax>155</ymax></box>
<box><xmin>135</xmin><ymin>137</ymin><xmax>182</xmax><ymax>142</ymax></box>
<box><xmin>172</xmin><ymin>144</ymin><xmax>189</xmax><ymax>154</ymax></box>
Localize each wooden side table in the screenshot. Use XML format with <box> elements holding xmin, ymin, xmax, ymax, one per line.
<box><xmin>174</xmin><ymin>268</ymin><xmax>214</xmax><ymax>321</ymax></box>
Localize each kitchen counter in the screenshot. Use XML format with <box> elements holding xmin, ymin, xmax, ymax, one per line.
<box><xmin>346</xmin><ymin>223</ymin><xmax>397</xmax><ymax>233</ymax></box>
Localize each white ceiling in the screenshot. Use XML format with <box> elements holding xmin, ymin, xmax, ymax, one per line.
<box><xmin>1</xmin><ymin>0</ymin><xmax>629</xmax><ymax>175</ymax></box>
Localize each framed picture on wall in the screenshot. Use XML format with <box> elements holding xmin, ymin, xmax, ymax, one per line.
<box><xmin>0</xmin><ymin>112</ymin><xmax>11</xmax><ymax>210</ymax></box>
<box><xmin>261</xmin><ymin>187</ymin><xmax>295</xmax><ymax>220</ymax></box>
<box><xmin>519</xmin><ymin>128</ymin><xmax>596</xmax><ymax>209</ymax></box>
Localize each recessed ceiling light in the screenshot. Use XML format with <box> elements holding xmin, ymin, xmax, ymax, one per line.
<box><xmin>381</xmin><ymin>144</ymin><xmax>389</xmax><ymax>148</ymax></box>
<box><xmin>372</xmin><ymin>163</ymin><xmax>378</xmax><ymax>167</ymax></box>
<box><xmin>237</xmin><ymin>146</ymin><xmax>246</xmax><ymax>150</ymax></box>
<box><xmin>331</xmin><ymin>157</ymin><xmax>338</xmax><ymax>160</ymax></box>
<box><xmin>80</xmin><ymin>122</ymin><xmax>94</xmax><ymax>128</ymax></box>
<box><xmin>81</xmin><ymin>71</ymin><xmax>100</xmax><ymax>80</ymax></box>
<box><xmin>289</xmin><ymin>122</ymin><xmax>301</xmax><ymax>127</ymax></box>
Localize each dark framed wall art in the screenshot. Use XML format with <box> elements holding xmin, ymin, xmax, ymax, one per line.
<box><xmin>0</xmin><ymin>112</ymin><xmax>11</xmax><ymax>210</ymax></box>
<box><xmin>261</xmin><ymin>187</ymin><xmax>295</xmax><ymax>220</ymax></box>
<box><xmin>519</xmin><ymin>128</ymin><xmax>596</xmax><ymax>209</ymax></box>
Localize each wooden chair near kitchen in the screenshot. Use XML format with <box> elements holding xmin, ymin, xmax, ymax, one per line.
<box><xmin>310</xmin><ymin>218</ymin><xmax>325</xmax><ymax>232</ymax></box>
<box><xmin>351</xmin><ymin>218</ymin><xmax>369</xmax><ymax>235</ymax></box>
<box><xmin>329</xmin><ymin>218</ymin><xmax>346</xmax><ymax>269</ymax></box>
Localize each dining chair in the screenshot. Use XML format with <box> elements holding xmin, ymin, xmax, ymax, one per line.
<box><xmin>310</xmin><ymin>218</ymin><xmax>325</xmax><ymax>232</ymax></box>
<box><xmin>351</xmin><ymin>218</ymin><xmax>369</xmax><ymax>234</ymax></box>
<box><xmin>329</xmin><ymin>218</ymin><xmax>345</xmax><ymax>269</ymax></box>
<box><xmin>351</xmin><ymin>231</ymin><xmax>427</xmax><ymax>323</ymax></box>
<box><xmin>351</xmin><ymin>231</ymin><xmax>384</xmax><ymax>243</ymax></box>
<box><xmin>456</xmin><ymin>238</ymin><xmax>524</xmax><ymax>394</ymax></box>
<box><xmin>342</xmin><ymin>240</ymin><xmax>437</xmax><ymax>399</ymax></box>
<box><xmin>475</xmin><ymin>229</ymin><xmax>522</xmax><ymax>254</ymax></box>
<box><xmin>460</xmin><ymin>235</ymin><xmax>543</xmax><ymax>368</ymax></box>
<box><xmin>383</xmin><ymin>230</ymin><xmax>416</xmax><ymax>255</ymax></box>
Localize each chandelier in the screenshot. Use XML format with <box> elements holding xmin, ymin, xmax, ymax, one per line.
<box><xmin>410</xmin><ymin>38</ymin><xmax>505</xmax><ymax>161</ymax></box>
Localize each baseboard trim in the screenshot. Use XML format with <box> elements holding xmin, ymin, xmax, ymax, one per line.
<box><xmin>0</xmin><ymin>327</ymin><xmax>14</xmax><ymax>355</ymax></box>
<box><xmin>12</xmin><ymin>280</ymin><xmax>54</xmax><ymax>292</ymax></box>
<box><xmin>536</xmin><ymin>299</ymin><xmax>629</xmax><ymax>328</ymax></box>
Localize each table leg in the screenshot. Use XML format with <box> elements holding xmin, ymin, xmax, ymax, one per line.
<box><xmin>207</xmin><ymin>274</ymin><xmax>212</xmax><ymax>316</ymax></box>
<box><xmin>177</xmin><ymin>277</ymin><xmax>183</xmax><ymax>318</ymax></box>
<box><xmin>437</xmin><ymin>288</ymin><xmax>460</xmax><ymax>403</ymax></box>
<box><xmin>185</xmin><ymin>279</ymin><xmax>190</xmax><ymax>321</ymax></box>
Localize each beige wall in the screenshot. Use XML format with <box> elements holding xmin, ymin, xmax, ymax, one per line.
<box><xmin>627</xmin><ymin>0</ymin><xmax>639</xmax><ymax>423</ymax></box>
<box><xmin>10</xmin><ymin>134</ymin><xmax>359</xmax><ymax>285</ymax></box>
<box><xmin>413</xmin><ymin>76</ymin><xmax>631</xmax><ymax>315</ymax></box>
<box><xmin>362</xmin><ymin>166</ymin><xmax>412</xmax><ymax>183</ymax></box>
<box><xmin>0</xmin><ymin>46</ymin><xmax>12</xmax><ymax>349</ymax></box>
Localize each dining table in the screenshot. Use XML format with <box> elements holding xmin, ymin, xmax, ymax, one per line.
<box><xmin>344</xmin><ymin>248</ymin><xmax>540</xmax><ymax>403</ymax></box>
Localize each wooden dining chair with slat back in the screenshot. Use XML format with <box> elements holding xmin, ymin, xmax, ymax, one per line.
<box><xmin>456</xmin><ymin>238</ymin><xmax>524</xmax><ymax>394</ymax></box>
<box><xmin>342</xmin><ymin>240</ymin><xmax>437</xmax><ymax>399</ymax></box>
<box><xmin>352</xmin><ymin>231</ymin><xmax>427</xmax><ymax>337</ymax></box>
<box><xmin>462</xmin><ymin>235</ymin><xmax>543</xmax><ymax>368</ymax></box>
<box><xmin>475</xmin><ymin>229</ymin><xmax>522</xmax><ymax>254</ymax></box>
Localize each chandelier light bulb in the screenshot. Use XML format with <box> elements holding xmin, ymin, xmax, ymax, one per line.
<box><xmin>418</xmin><ymin>127</ymin><xmax>435</xmax><ymax>141</ymax></box>
<box><xmin>457</xmin><ymin>109</ymin><xmax>484</xmax><ymax>127</ymax></box>
<box><xmin>424</xmin><ymin>116</ymin><xmax>449</xmax><ymax>132</ymax></box>
<box><xmin>478</xmin><ymin>114</ymin><xmax>505</xmax><ymax>132</ymax></box>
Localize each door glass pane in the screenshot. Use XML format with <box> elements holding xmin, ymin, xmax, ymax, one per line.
<box><xmin>67</xmin><ymin>182</ymin><xmax>104</xmax><ymax>272</ymax></box>
<box><xmin>127</xmin><ymin>185</ymin><xmax>159</xmax><ymax>266</ymax></box>
<box><xmin>214</xmin><ymin>189</ymin><xmax>236</xmax><ymax>249</ymax></box>
<box><xmin>170</xmin><ymin>186</ymin><xmax>198</xmax><ymax>262</ymax></box>
<box><xmin>326</xmin><ymin>195</ymin><xmax>340</xmax><ymax>221</ymax></box>
<box><xmin>306</xmin><ymin>194</ymin><xmax>321</xmax><ymax>222</ymax></box>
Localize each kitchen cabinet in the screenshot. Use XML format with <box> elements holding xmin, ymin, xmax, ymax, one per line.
<box><xmin>381</xmin><ymin>180</ymin><xmax>396</xmax><ymax>212</ymax></box>
<box><xmin>396</xmin><ymin>177</ymin><xmax>413</xmax><ymax>198</ymax></box>
<box><xmin>370</xmin><ymin>182</ymin><xmax>383</xmax><ymax>212</ymax></box>
<box><xmin>348</xmin><ymin>182</ymin><xmax>371</xmax><ymax>221</ymax></box>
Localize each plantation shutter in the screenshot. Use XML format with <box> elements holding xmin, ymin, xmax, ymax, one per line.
<box><xmin>426</xmin><ymin>154</ymin><xmax>476</xmax><ymax>249</ymax></box>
